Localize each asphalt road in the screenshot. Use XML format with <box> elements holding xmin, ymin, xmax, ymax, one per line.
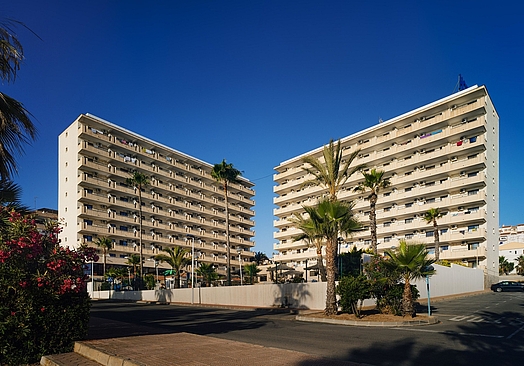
<box><xmin>88</xmin><ymin>291</ymin><xmax>524</xmax><ymax>366</ymax></box>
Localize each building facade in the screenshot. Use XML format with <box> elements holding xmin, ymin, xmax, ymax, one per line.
<box><xmin>499</xmin><ymin>224</ymin><xmax>524</xmax><ymax>244</ymax></box>
<box><xmin>273</xmin><ymin>85</ymin><xmax>499</xmax><ymax>283</ymax></box>
<box><xmin>59</xmin><ymin>114</ymin><xmax>255</xmax><ymax>278</ymax></box>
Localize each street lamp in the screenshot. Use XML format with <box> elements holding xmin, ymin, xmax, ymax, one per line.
<box><xmin>237</xmin><ymin>248</ymin><xmax>243</xmax><ymax>286</ymax></box>
<box><xmin>425</xmin><ymin>265</ymin><xmax>435</xmax><ymax>316</ymax></box>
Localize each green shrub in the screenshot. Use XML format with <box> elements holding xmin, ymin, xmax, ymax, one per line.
<box><xmin>377</xmin><ymin>284</ymin><xmax>420</xmax><ymax>316</ymax></box>
<box><xmin>0</xmin><ymin>208</ymin><xmax>97</xmax><ymax>365</ymax></box>
<box><xmin>336</xmin><ymin>275</ymin><xmax>371</xmax><ymax>318</ymax></box>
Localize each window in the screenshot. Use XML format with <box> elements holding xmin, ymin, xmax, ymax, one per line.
<box><xmin>426</xmin><ymin>231</ymin><xmax>434</xmax><ymax>237</ymax></box>
<box><xmin>469</xmin><ymin>243</ymin><xmax>479</xmax><ymax>250</ymax></box>
<box><xmin>405</xmin><ymin>202</ymin><xmax>413</xmax><ymax>208</ymax></box>
<box><xmin>468</xmin><ymin>189</ymin><xmax>479</xmax><ymax>196</ymax></box>
<box><xmin>84</xmin><ymin>220</ymin><xmax>93</xmax><ymax>226</ymax></box>
<box><xmin>119</xmin><ymin>226</ymin><xmax>128</xmax><ymax>231</ymax></box>
<box><xmin>384</xmin><ymin>237</ymin><xmax>392</xmax><ymax>242</ymax></box>
<box><xmin>440</xmin><ymin>228</ymin><xmax>448</xmax><ymax>234</ymax></box>
<box><xmin>405</xmin><ymin>234</ymin><xmax>414</xmax><ymax>239</ymax></box>
<box><xmin>405</xmin><ymin>218</ymin><xmax>413</xmax><ymax>224</ymax></box>
<box><xmin>468</xmin><ymin>172</ymin><xmax>478</xmax><ymax>177</ymax></box>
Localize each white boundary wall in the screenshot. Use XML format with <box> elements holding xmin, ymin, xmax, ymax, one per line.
<box><xmin>90</xmin><ymin>264</ymin><xmax>485</xmax><ymax>310</ymax></box>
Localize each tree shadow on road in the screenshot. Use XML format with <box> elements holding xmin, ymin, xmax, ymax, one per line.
<box><xmin>87</xmin><ymin>301</ymin><xmax>294</xmax><ymax>340</ymax></box>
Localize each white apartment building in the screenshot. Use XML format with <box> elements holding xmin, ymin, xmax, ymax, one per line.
<box><xmin>59</xmin><ymin>114</ymin><xmax>255</xmax><ymax>278</ymax></box>
<box><xmin>273</xmin><ymin>85</ymin><xmax>499</xmax><ymax>283</ymax></box>
<box><xmin>499</xmin><ymin>224</ymin><xmax>524</xmax><ymax>244</ymax></box>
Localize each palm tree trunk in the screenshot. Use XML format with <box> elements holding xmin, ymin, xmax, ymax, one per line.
<box><xmin>316</xmin><ymin>249</ymin><xmax>327</xmax><ymax>282</ymax></box>
<box><xmin>370</xmin><ymin>193</ymin><xmax>378</xmax><ymax>255</ymax></box>
<box><xmin>402</xmin><ymin>275</ymin><xmax>414</xmax><ymax>317</ymax></box>
<box><xmin>433</xmin><ymin>219</ymin><xmax>440</xmax><ymax>261</ymax></box>
<box><xmin>224</xmin><ymin>181</ymin><xmax>232</xmax><ymax>286</ymax></box>
<box><xmin>324</xmin><ymin>236</ymin><xmax>338</xmax><ymax>315</ymax></box>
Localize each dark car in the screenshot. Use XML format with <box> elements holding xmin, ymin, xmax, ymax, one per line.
<box><xmin>490</xmin><ymin>281</ymin><xmax>524</xmax><ymax>292</ymax></box>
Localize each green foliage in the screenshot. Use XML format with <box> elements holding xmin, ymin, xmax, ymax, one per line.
<box><xmin>144</xmin><ymin>274</ymin><xmax>156</xmax><ymax>290</ymax></box>
<box><xmin>196</xmin><ymin>263</ymin><xmax>219</xmax><ymax>287</ymax></box>
<box><xmin>338</xmin><ymin>246</ymin><xmax>363</xmax><ymax>277</ymax></box>
<box><xmin>0</xmin><ymin>208</ymin><xmax>97</xmax><ymax>365</ymax></box>
<box><xmin>499</xmin><ymin>256</ymin><xmax>515</xmax><ymax>275</ymax></box>
<box><xmin>364</xmin><ymin>249</ymin><xmax>427</xmax><ymax>316</ymax></box>
<box><xmin>516</xmin><ymin>255</ymin><xmax>524</xmax><ymax>276</ymax></box>
<box><xmin>243</xmin><ymin>263</ymin><xmax>261</xmax><ymax>284</ymax></box>
<box><xmin>336</xmin><ymin>275</ymin><xmax>371</xmax><ymax>318</ymax></box>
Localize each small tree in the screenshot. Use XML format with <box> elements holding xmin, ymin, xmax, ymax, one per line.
<box><xmin>253</xmin><ymin>251</ymin><xmax>269</xmax><ymax>265</ymax></box>
<box><xmin>385</xmin><ymin>241</ymin><xmax>435</xmax><ymax>317</ymax></box>
<box><xmin>336</xmin><ymin>275</ymin><xmax>371</xmax><ymax>318</ymax></box>
<box><xmin>196</xmin><ymin>263</ymin><xmax>219</xmax><ymax>287</ymax></box>
<box><xmin>126</xmin><ymin>254</ymin><xmax>141</xmax><ymax>289</ymax></box>
<box><xmin>155</xmin><ymin>246</ymin><xmax>190</xmax><ymax>288</ymax></box>
<box><xmin>95</xmin><ymin>236</ymin><xmax>113</xmax><ymax>277</ymax></box>
<box><xmin>354</xmin><ymin>168</ymin><xmax>391</xmax><ymax>255</ymax></box>
<box><xmin>516</xmin><ymin>255</ymin><xmax>524</xmax><ymax>276</ymax></box>
<box><xmin>244</xmin><ymin>263</ymin><xmax>261</xmax><ymax>284</ymax></box>
<box><xmin>499</xmin><ymin>256</ymin><xmax>514</xmax><ymax>275</ymax></box>
<box><xmin>423</xmin><ymin>208</ymin><xmax>445</xmax><ymax>261</ymax></box>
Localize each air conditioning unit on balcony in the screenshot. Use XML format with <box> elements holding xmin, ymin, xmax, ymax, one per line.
<box><xmin>458</xmin><ymin>206</ymin><xmax>465</xmax><ymax>211</ymax></box>
<box><xmin>462</xmin><ymin>118</ymin><xmax>468</xmax><ymax>123</ymax></box>
<box><xmin>460</xmin><ymin>188</ymin><xmax>466</xmax><ymax>193</ymax></box>
<box><xmin>451</xmin><ymin>156</ymin><xmax>458</xmax><ymax>162</ymax></box>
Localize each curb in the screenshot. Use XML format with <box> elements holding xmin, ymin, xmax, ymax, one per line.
<box><xmin>74</xmin><ymin>342</ymin><xmax>145</xmax><ymax>366</ymax></box>
<box><xmin>296</xmin><ymin>315</ymin><xmax>439</xmax><ymax>327</ymax></box>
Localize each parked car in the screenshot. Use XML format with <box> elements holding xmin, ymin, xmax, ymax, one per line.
<box><xmin>490</xmin><ymin>281</ymin><xmax>524</xmax><ymax>292</ymax></box>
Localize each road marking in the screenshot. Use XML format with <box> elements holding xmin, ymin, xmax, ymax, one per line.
<box><xmin>467</xmin><ymin>316</ymin><xmax>485</xmax><ymax>323</ymax></box>
<box><xmin>449</xmin><ymin>315</ymin><xmax>472</xmax><ymax>321</ymax></box>
<box><xmin>390</xmin><ymin>327</ymin><xmax>504</xmax><ymax>338</ymax></box>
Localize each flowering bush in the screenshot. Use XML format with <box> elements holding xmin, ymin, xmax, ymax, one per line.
<box><xmin>0</xmin><ymin>208</ymin><xmax>98</xmax><ymax>365</ymax></box>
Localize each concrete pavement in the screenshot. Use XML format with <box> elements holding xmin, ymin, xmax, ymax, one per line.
<box><xmin>41</xmin><ymin>332</ymin><xmax>368</xmax><ymax>366</ymax></box>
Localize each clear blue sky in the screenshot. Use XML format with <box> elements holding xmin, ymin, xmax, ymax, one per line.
<box><xmin>4</xmin><ymin>0</ymin><xmax>524</xmax><ymax>256</ymax></box>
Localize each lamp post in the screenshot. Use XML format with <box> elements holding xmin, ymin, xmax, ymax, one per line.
<box><xmin>425</xmin><ymin>265</ymin><xmax>434</xmax><ymax>316</ymax></box>
<box><xmin>237</xmin><ymin>249</ymin><xmax>243</xmax><ymax>286</ymax></box>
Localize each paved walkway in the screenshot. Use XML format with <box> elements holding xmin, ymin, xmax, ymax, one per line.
<box><xmin>42</xmin><ymin>333</ymin><xmax>368</xmax><ymax>366</ymax></box>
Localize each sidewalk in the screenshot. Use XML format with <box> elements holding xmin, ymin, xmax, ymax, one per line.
<box><xmin>41</xmin><ymin>333</ymin><xmax>369</xmax><ymax>366</ymax></box>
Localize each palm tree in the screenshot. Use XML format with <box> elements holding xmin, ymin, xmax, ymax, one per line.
<box><xmin>126</xmin><ymin>171</ymin><xmax>150</xmax><ymax>288</ymax></box>
<box><xmin>95</xmin><ymin>237</ymin><xmax>113</xmax><ymax>277</ymax></box>
<box><xmin>155</xmin><ymin>246</ymin><xmax>190</xmax><ymax>288</ymax></box>
<box><xmin>211</xmin><ymin>159</ymin><xmax>242</xmax><ymax>286</ymax></box>
<box><xmin>126</xmin><ymin>253</ymin><xmax>142</xmax><ymax>289</ymax></box>
<box><xmin>196</xmin><ymin>263</ymin><xmax>219</xmax><ymax>287</ymax></box>
<box><xmin>423</xmin><ymin>208</ymin><xmax>445</xmax><ymax>261</ymax></box>
<box><xmin>0</xmin><ymin>179</ymin><xmax>28</xmax><ymax>211</ymax></box>
<box><xmin>291</xmin><ymin>212</ymin><xmax>328</xmax><ymax>282</ymax></box>
<box><xmin>253</xmin><ymin>251</ymin><xmax>269</xmax><ymax>265</ymax></box>
<box><xmin>516</xmin><ymin>255</ymin><xmax>524</xmax><ymax>276</ymax></box>
<box><xmin>301</xmin><ymin>139</ymin><xmax>363</xmax><ymax>201</ymax></box>
<box><xmin>244</xmin><ymin>263</ymin><xmax>261</xmax><ymax>284</ymax></box>
<box><xmin>0</xmin><ymin>20</ymin><xmax>37</xmax><ymax>180</ymax></box>
<box><xmin>385</xmin><ymin>240</ymin><xmax>436</xmax><ymax>317</ymax></box>
<box><xmin>304</xmin><ymin>199</ymin><xmax>361</xmax><ymax>315</ymax></box>
<box><xmin>354</xmin><ymin>168</ymin><xmax>391</xmax><ymax>255</ymax></box>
